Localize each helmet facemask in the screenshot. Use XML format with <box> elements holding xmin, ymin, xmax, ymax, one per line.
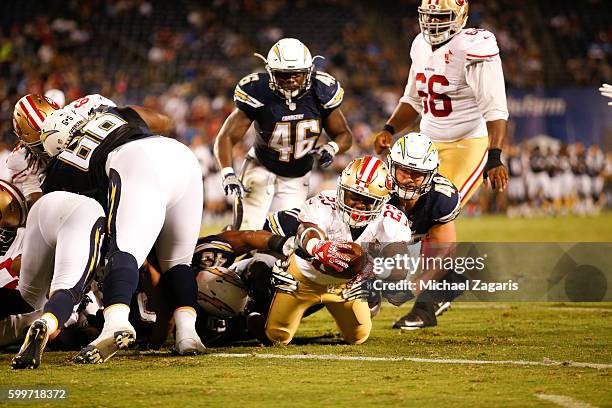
<box><xmin>389</xmin><ymin>160</ymin><xmax>436</xmax><ymax>200</ymax></box>
<box><xmin>337</xmin><ymin>183</ymin><xmax>389</xmax><ymax>228</ymax></box>
<box><xmin>268</xmin><ymin>67</ymin><xmax>313</xmax><ymax>101</ymax></box>
<box><xmin>418</xmin><ymin>6</ymin><xmax>466</xmax><ymax>46</ymax></box>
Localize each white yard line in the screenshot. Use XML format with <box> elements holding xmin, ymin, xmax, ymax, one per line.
<box><xmin>534</xmin><ymin>393</ymin><xmax>598</xmax><ymax>408</ymax></box>
<box><xmin>208</xmin><ymin>352</ymin><xmax>612</xmax><ymax>369</ymax></box>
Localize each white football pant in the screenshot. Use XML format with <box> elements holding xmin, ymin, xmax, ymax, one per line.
<box><xmin>17</xmin><ymin>191</ymin><xmax>105</xmax><ymax>309</ymax></box>
<box><xmin>105</xmin><ymin>136</ymin><xmax>203</xmax><ymax>271</ymax></box>
<box><xmin>239</xmin><ymin>157</ymin><xmax>310</xmax><ymax>230</ymax></box>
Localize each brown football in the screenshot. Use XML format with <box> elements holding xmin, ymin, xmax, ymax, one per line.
<box><xmin>314</xmin><ymin>241</ymin><xmax>365</xmax><ymax>279</ymax></box>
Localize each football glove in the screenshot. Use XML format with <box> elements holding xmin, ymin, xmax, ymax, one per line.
<box><xmin>309</xmin><ymin>239</ymin><xmax>352</xmax><ymax>273</ymax></box>
<box><xmin>342</xmin><ymin>278</ymin><xmax>371</xmax><ymax>302</ymax></box>
<box><xmin>600</xmin><ymin>83</ymin><xmax>612</xmax><ymax>106</ymax></box>
<box><xmin>221</xmin><ymin>168</ymin><xmax>247</xmax><ymax>198</ymax></box>
<box><xmin>311</xmin><ymin>141</ymin><xmax>339</xmax><ymax>168</ymax></box>
<box><xmin>271</xmin><ymin>259</ymin><xmax>298</xmax><ymax>294</ymax></box>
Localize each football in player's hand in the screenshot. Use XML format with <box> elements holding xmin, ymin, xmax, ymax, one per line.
<box><xmin>319</xmin><ymin>241</ymin><xmax>366</xmax><ymax>279</ymax></box>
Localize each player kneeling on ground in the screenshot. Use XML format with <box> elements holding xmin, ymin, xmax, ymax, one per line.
<box><xmin>386</xmin><ymin>133</ymin><xmax>462</xmax><ymax>330</ymax></box>
<box><xmin>265</xmin><ymin>156</ymin><xmax>412</xmax><ymax>345</ymax></box>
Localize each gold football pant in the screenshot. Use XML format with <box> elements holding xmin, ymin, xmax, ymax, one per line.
<box><xmin>265</xmin><ymin>259</ymin><xmax>371</xmax><ymax>345</ymax></box>
<box><xmin>434</xmin><ymin>136</ymin><xmax>488</xmax><ymax>206</ymax></box>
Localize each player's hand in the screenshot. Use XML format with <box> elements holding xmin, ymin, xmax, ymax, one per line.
<box><xmin>342</xmin><ymin>278</ymin><xmax>371</xmax><ymax>302</ymax></box>
<box><xmin>600</xmin><ymin>83</ymin><xmax>612</xmax><ymax>106</ymax></box>
<box><xmin>373</xmin><ymin>130</ymin><xmax>392</xmax><ymax>155</ymax></box>
<box><xmin>310</xmin><ymin>142</ymin><xmax>339</xmax><ymax>168</ymax></box>
<box><xmin>271</xmin><ymin>259</ymin><xmax>298</xmax><ymax>294</ymax></box>
<box><xmin>483</xmin><ymin>149</ymin><xmax>508</xmax><ymax>192</ymax></box>
<box><xmin>310</xmin><ymin>239</ymin><xmax>352</xmax><ymax>273</ymax></box>
<box><xmin>222</xmin><ymin>170</ymin><xmax>246</xmax><ymax>198</ymax></box>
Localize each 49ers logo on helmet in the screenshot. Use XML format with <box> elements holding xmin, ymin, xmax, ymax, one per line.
<box><xmin>456</xmin><ymin>0</ymin><xmax>466</xmax><ymax>6</ymax></box>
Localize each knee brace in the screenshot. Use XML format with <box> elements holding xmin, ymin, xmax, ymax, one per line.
<box><xmin>103</xmin><ymin>251</ymin><xmax>139</xmax><ymax>307</ymax></box>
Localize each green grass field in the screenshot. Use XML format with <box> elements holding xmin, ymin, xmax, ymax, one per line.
<box><xmin>1</xmin><ymin>214</ymin><xmax>611</xmax><ymax>407</ymax></box>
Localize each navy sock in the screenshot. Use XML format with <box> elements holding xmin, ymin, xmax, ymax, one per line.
<box><xmin>44</xmin><ymin>290</ymin><xmax>76</xmax><ymax>328</ymax></box>
<box><xmin>161</xmin><ymin>264</ymin><xmax>198</xmax><ymax>310</ymax></box>
<box><xmin>103</xmin><ymin>251</ymin><xmax>139</xmax><ymax>307</ymax></box>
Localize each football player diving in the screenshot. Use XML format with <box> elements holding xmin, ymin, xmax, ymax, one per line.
<box><xmin>264</xmin><ymin>156</ymin><xmax>412</xmax><ymax>345</ymax></box>
<box><xmin>214</xmin><ymin>38</ymin><xmax>353</xmax><ymax>230</ymax></box>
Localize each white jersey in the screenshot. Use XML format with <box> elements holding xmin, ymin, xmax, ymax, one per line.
<box><xmin>296</xmin><ymin>191</ymin><xmax>412</xmax><ymax>285</ymax></box>
<box><xmin>401</xmin><ymin>29</ymin><xmax>509</xmax><ymax>142</ymax></box>
<box><xmin>65</xmin><ymin>94</ymin><xmax>117</xmax><ymax>118</ymax></box>
<box><xmin>5</xmin><ymin>146</ymin><xmax>43</xmax><ymax>197</ymax></box>
<box><xmin>0</xmin><ymin>227</ymin><xmax>25</xmax><ymax>289</ymax></box>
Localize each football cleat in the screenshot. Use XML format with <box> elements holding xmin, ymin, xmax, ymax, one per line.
<box><xmin>175</xmin><ymin>336</ymin><xmax>206</xmax><ymax>356</ymax></box>
<box><xmin>11</xmin><ymin>319</ymin><xmax>49</xmax><ymax>370</ymax></box>
<box><xmin>435</xmin><ymin>301</ymin><xmax>451</xmax><ymax>317</ymax></box>
<box><xmin>74</xmin><ymin>327</ymin><xmax>136</xmax><ymax>364</ymax></box>
<box><xmin>393</xmin><ymin>301</ymin><xmax>437</xmax><ymax>331</ymax></box>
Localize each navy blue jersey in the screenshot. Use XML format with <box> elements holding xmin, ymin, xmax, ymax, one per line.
<box><xmin>263</xmin><ymin>208</ymin><xmax>301</xmax><ymax>237</ymax></box>
<box><xmin>234</xmin><ymin>71</ymin><xmax>343</xmax><ymax>177</ymax></box>
<box><xmin>388</xmin><ymin>175</ymin><xmax>460</xmax><ymax>240</ymax></box>
<box><xmin>41</xmin><ymin>106</ymin><xmax>152</xmax><ymax>208</ymax></box>
<box><xmin>192</xmin><ymin>235</ymin><xmax>237</xmax><ymax>270</ymax></box>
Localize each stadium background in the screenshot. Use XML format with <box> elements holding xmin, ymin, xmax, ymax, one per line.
<box><xmin>1</xmin><ymin>2</ymin><xmax>611</xmax><ymax>407</ymax></box>
<box><xmin>0</xmin><ymin>0</ymin><xmax>610</xmax><ymax>219</ymax></box>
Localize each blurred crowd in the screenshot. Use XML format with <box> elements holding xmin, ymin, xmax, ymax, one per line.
<box><xmin>468</xmin><ymin>141</ymin><xmax>612</xmax><ymax>217</ymax></box>
<box><xmin>0</xmin><ymin>0</ymin><xmax>610</xmax><ymax>219</ymax></box>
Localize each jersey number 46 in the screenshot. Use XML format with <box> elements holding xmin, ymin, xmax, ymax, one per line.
<box><xmin>269</xmin><ymin>119</ymin><xmax>320</xmax><ymax>162</ymax></box>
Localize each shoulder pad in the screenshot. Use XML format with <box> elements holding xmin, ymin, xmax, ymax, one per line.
<box><xmin>313</xmin><ymin>71</ymin><xmax>344</xmax><ymax>110</ymax></box>
<box><xmin>410</xmin><ymin>34</ymin><xmax>426</xmax><ymax>59</ymax></box>
<box><xmin>430</xmin><ymin>175</ymin><xmax>461</xmax><ymax>223</ymax></box>
<box><xmin>234</xmin><ymin>72</ymin><xmax>266</xmax><ymax>110</ymax></box>
<box><xmin>193</xmin><ymin>235</ymin><xmax>236</xmax><ymax>269</ymax></box>
<box><xmin>460</xmin><ymin>29</ymin><xmax>500</xmax><ymax>62</ymax></box>
<box><xmin>264</xmin><ymin>208</ymin><xmax>301</xmax><ymax>237</ymax></box>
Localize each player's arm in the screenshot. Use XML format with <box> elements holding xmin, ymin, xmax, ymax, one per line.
<box><xmin>465</xmin><ymin>35</ymin><xmax>510</xmax><ymax>192</ymax></box>
<box><xmin>218</xmin><ymin>229</ymin><xmax>289</xmax><ymax>256</ymax></box>
<box><xmin>321</xmin><ymin>107</ymin><xmax>352</xmax><ymax>153</ymax></box>
<box><xmin>213</xmin><ymin>108</ymin><xmax>252</xmax><ymax>196</ymax></box>
<box><xmin>126</xmin><ymin>105</ymin><xmax>174</xmax><ymax>135</ymax></box>
<box><xmin>373</xmin><ymin>66</ymin><xmax>421</xmax><ymax>155</ymax></box>
<box><xmin>296</xmin><ymin>222</ymin><xmax>351</xmax><ymax>273</ymax></box>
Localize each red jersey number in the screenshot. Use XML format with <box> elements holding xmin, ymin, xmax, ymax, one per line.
<box><xmin>415</xmin><ymin>73</ymin><xmax>452</xmax><ymax>118</ymax></box>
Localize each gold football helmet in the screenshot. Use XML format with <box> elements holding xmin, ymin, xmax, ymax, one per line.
<box><xmin>419</xmin><ymin>0</ymin><xmax>469</xmax><ymax>45</ymax></box>
<box><xmin>13</xmin><ymin>94</ymin><xmax>60</xmax><ymax>157</ymax></box>
<box><xmin>337</xmin><ymin>156</ymin><xmax>392</xmax><ymax>228</ymax></box>
<box><xmin>0</xmin><ymin>180</ymin><xmax>28</xmax><ymax>256</ymax></box>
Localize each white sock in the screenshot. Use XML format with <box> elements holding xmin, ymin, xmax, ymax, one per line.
<box><xmin>40</xmin><ymin>313</ymin><xmax>58</xmax><ymax>335</ymax></box>
<box><xmin>174</xmin><ymin>307</ymin><xmax>197</xmax><ymax>339</ymax></box>
<box><xmin>102</xmin><ymin>304</ymin><xmax>131</xmax><ymax>331</ymax></box>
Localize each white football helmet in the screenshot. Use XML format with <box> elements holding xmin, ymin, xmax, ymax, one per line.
<box><xmin>388</xmin><ymin>133</ymin><xmax>439</xmax><ymax>200</ymax></box>
<box><xmin>40</xmin><ymin>108</ymin><xmax>87</xmax><ymax>157</ymax></box>
<box><xmin>255</xmin><ymin>38</ymin><xmax>318</xmax><ymax>103</ymax></box>
<box><xmin>196</xmin><ymin>267</ymin><xmax>249</xmax><ymax>318</ymax></box>
<box><xmin>418</xmin><ymin>0</ymin><xmax>469</xmax><ymax>46</ymax></box>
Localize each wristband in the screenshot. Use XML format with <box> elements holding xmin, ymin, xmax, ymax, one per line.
<box><xmin>328</xmin><ymin>141</ymin><xmax>339</xmax><ymax>154</ymax></box>
<box><xmin>267</xmin><ymin>234</ymin><xmax>289</xmax><ymax>253</ymax></box>
<box><xmin>305</xmin><ymin>238</ymin><xmax>321</xmax><ymax>256</ymax></box>
<box><xmin>221</xmin><ymin>167</ymin><xmax>235</xmax><ymax>177</ymax></box>
<box><xmin>383</xmin><ymin>124</ymin><xmax>396</xmax><ymax>135</ymax></box>
<box><xmin>486</xmin><ymin>149</ymin><xmax>503</xmax><ymax>168</ymax></box>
